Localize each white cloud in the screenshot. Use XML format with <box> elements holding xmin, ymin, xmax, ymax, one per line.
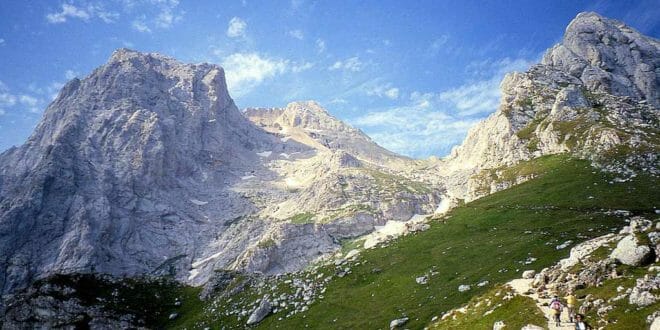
<box><xmin>328</xmin><ymin>57</ymin><xmax>362</xmax><ymax>72</ymax></box>
<box><xmin>46</xmin><ymin>4</ymin><xmax>91</xmax><ymax>23</ymax></box>
<box><xmin>329</xmin><ymin>98</ymin><xmax>347</xmax><ymax>104</ymax></box>
<box><xmin>227</xmin><ymin>17</ymin><xmax>247</xmax><ymax>38</ymax></box>
<box><xmin>366</xmin><ymin>83</ymin><xmax>399</xmax><ymax>100</ymax></box>
<box><xmin>0</xmin><ymin>81</ymin><xmax>16</xmax><ymax>107</ymax></box>
<box><xmin>0</xmin><ymin>38</ymin><xmax>5</xmax><ymax>46</ymax></box>
<box><xmin>350</xmin><ymin>56</ymin><xmax>537</xmax><ymax>158</ymax></box>
<box><xmin>0</xmin><ymin>81</ymin><xmax>52</xmax><ymax>115</ymax></box>
<box><xmin>438</xmin><ymin>78</ymin><xmax>501</xmax><ymax>116</ymax></box>
<box><xmin>155</xmin><ymin>8</ymin><xmax>182</xmax><ymax>28</ymax></box>
<box><xmin>352</xmin><ymin>105</ymin><xmax>480</xmax><ymax>158</ymax></box>
<box><xmin>222</xmin><ymin>53</ymin><xmax>288</xmax><ymax>97</ymax></box>
<box><xmin>45</xmin><ymin>3</ymin><xmax>119</xmax><ymax>24</ymax></box>
<box><xmin>94</xmin><ymin>6</ymin><xmax>119</xmax><ymax>23</ymax></box>
<box><xmin>132</xmin><ymin>18</ymin><xmax>152</xmax><ymax>33</ymax></box>
<box><xmin>65</xmin><ymin>70</ymin><xmax>79</xmax><ymax>80</ymax></box>
<box><xmin>291</xmin><ymin>61</ymin><xmax>314</xmax><ymax>73</ymax></box>
<box><xmin>19</xmin><ymin>95</ymin><xmax>38</xmax><ymax>107</ymax></box>
<box><xmin>288</xmin><ymin>29</ymin><xmax>304</xmax><ymax>40</ymax></box>
<box><xmin>441</xmin><ymin>57</ymin><xmax>535</xmax><ymax>116</ymax></box>
<box><xmin>316</xmin><ymin>39</ymin><xmax>326</xmax><ymax>53</ymax></box>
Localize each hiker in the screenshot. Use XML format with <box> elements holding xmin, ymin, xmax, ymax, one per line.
<box><xmin>550</xmin><ymin>295</ymin><xmax>563</xmax><ymax>327</ymax></box>
<box><xmin>565</xmin><ymin>291</ymin><xmax>577</xmax><ymax>322</ymax></box>
<box><xmin>574</xmin><ymin>313</ymin><xmax>592</xmax><ymax>330</ymax></box>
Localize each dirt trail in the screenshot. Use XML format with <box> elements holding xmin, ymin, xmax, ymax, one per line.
<box><xmin>508</xmin><ymin>278</ymin><xmax>575</xmax><ymax>330</ymax></box>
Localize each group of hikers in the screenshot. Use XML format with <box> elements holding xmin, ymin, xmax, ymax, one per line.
<box><xmin>549</xmin><ymin>291</ymin><xmax>592</xmax><ymax>329</ymax></box>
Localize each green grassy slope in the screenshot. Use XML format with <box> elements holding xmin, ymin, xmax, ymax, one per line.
<box><xmin>169</xmin><ymin>155</ymin><xmax>658</xmax><ymax>329</ymax></box>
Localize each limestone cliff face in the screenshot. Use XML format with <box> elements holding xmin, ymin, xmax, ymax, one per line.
<box><xmin>441</xmin><ymin>12</ymin><xmax>659</xmax><ymax>201</ymax></box>
<box><xmin>0</xmin><ymin>49</ymin><xmax>277</xmax><ymax>294</ymax></box>
<box><xmin>0</xmin><ymin>50</ymin><xmax>441</xmax><ymax>295</ymax></box>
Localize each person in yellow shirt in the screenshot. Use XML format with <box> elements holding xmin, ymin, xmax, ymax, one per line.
<box><xmin>565</xmin><ymin>291</ymin><xmax>577</xmax><ymax>323</ymax></box>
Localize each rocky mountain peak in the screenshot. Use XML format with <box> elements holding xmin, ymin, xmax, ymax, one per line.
<box><xmin>440</xmin><ymin>12</ymin><xmax>659</xmax><ymax>202</ymax></box>
<box><xmin>542</xmin><ymin>12</ymin><xmax>660</xmax><ymax>106</ymax></box>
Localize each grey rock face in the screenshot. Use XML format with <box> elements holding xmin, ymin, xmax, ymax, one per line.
<box><xmin>438</xmin><ymin>12</ymin><xmax>659</xmax><ymax>202</ymax></box>
<box><xmin>0</xmin><ymin>49</ymin><xmax>441</xmax><ymax>295</ymax></box>
<box><xmin>542</xmin><ymin>12</ymin><xmax>660</xmax><ymax>107</ymax></box>
<box><xmin>0</xmin><ymin>48</ymin><xmax>275</xmax><ymax>294</ymax></box>
<box><xmin>246</xmin><ymin>295</ymin><xmax>272</xmax><ymax>325</ymax></box>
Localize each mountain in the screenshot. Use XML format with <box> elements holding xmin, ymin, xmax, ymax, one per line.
<box><xmin>1</xmin><ymin>11</ymin><xmax>659</xmax><ymax>330</ymax></box>
<box><xmin>437</xmin><ymin>12</ymin><xmax>659</xmax><ymax>201</ymax></box>
<box><xmin>0</xmin><ymin>50</ymin><xmax>440</xmax><ymax>297</ymax></box>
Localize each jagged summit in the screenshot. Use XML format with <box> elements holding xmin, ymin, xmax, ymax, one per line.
<box><xmin>0</xmin><ymin>48</ymin><xmax>276</xmax><ymax>294</ymax></box>
<box><xmin>543</xmin><ymin>11</ymin><xmax>660</xmax><ymax>106</ymax></box>
<box><xmin>0</xmin><ymin>48</ymin><xmax>438</xmax><ymax>297</ymax></box>
<box><xmin>438</xmin><ymin>11</ymin><xmax>659</xmax><ymax>201</ymax></box>
<box><xmin>245</xmin><ymin>101</ymin><xmax>409</xmax><ymax>165</ymax></box>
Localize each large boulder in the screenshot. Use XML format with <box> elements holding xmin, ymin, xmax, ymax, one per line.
<box><xmin>246</xmin><ymin>296</ymin><xmax>272</xmax><ymax>325</ymax></box>
<box><xmin>651</xmin><ymin>316</ymin><xmax>660</xmax><ymax>330</ymax></box>
<box><xmin>610</xmin><ymin>235</ymin><xmax>654</xmax><ymax>266</ymax></box>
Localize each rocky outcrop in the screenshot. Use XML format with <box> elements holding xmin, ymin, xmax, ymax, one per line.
<box><xmin>438</xmin><ymin>12</ymin><xmax>659</xmax><ymax>202</ymax></box>
<box><xmin>542</xmin><ymin>12</ymin><xmax>659</xmax><ymax>108</ymax></box>
<box><xmin>0</xmin><ymin>48</ymin><xmax>275</xmax><ymax>294</ymax></box>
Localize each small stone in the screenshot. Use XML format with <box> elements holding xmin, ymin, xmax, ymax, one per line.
<box><xmin>389</xmin><ymin>317</ymin><xmax>409</xmax><ymax>329</ymax></box>
<box><xmin>458</xmin><ymin>284</ymin><xmax>471</xmax><ymax>292</ymax></box>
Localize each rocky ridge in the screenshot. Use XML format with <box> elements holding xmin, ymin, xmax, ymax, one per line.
<box><xmin>433</xmin><ymin>12</ymin><xmax>659</xmax><ymax>202</ymax></box>
<box><xmin>0</xmin><ymin>49</ymin><xmax>441</xmax><ymax>300</ymax></box>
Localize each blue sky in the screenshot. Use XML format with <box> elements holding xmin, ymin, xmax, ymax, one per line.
<box><xmin>0</xmin><ymin>1</ymin><xmax>658</xmax><ymax>158</ymax></box>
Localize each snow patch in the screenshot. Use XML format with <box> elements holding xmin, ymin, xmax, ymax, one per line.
<box><xmin>257</xmin><ymin>151</ymin><xmax>272</xmax><ymax>157</ymax></box>
<box><xmin>241</xmin><ymin>175</ymin><xmax>256</xmax><ymax>180</ymax></box>
<box><xmin>190</xmin><ymin>199</ymin><xmax>208</xmax><ymax>206</ymax></box>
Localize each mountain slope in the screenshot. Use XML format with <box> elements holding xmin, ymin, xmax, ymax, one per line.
<box><xmin>437</xmin><ymin>12</ymin><xmax>659</xmax><ymax>202</ymax></box>
<box><xmin>0</xmin><ymin>49</ymin><xmax>441</xmax><ymax>297</ymax></box>
<box><xmin>0</xmin><ymin>48</ymin><xmax>277</xmax><ymax>294</ymax></box>
<box><xmin>165</xmin><ymin>155</ymin><xmax>656</xmax><ymax>329</ymax></box>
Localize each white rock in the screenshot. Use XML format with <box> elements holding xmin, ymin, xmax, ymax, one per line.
<box><xmin>389</xmin><ymin>317</ymin><xmax>408</xmax><ymax>329</ymax></box>
<box><xmin>611</xmin><ymin>235</ymin><xmax>653</xmax><ymax>266</ymax></box>
<box><xmin>458</xmin><ymin>284</ymin><xmax>471</xmax><ymax>292</ymax></box>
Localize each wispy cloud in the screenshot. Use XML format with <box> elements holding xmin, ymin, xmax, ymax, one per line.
<box><xmin>0</xmin><ymin>38</ymin><xmax>4</xmax><ymax>46</ymax></box>
<box><xmin>351</xmin><ymin>104</ymin><xmax>480</xmax><ymax>158</ymax></box>
<box><xmin>316</xmin><ymin>39</ymin><xmax>326</xmax><ymax>53</ymax></box>
<box><xmin>155</xmin><ymin>8</ymin><xmax>182</xmax><ymax>28</ymax></box>
<box><xmin>227</xmin><ymin>17</ymin><xmax>247</xmax><ymax>38</ymax></box>
<box><xmin>350</xmin><ymin>56</ymin><xmax>536</xmax><ymax>158</ymax></box>
<box><xmin>291</xmin><ymin>61</ymin><xmax>314</xmax><ymax>73</ymax></box>
<box><xmin>46</xmin><ymin>3</ymin><xmax>119</xmax><ymax>24</ymax></box>
<box><xmin>222</xmin><ymin>53</ymin><xmax>288</xmax><ymax>97</ymax></box>
<box><xmin>365</xmin><ymin>83</ymin><xmax>399</xmax><ymax>100</ymax></box>
<box><xmin>132</xmin><ymin>17</ymin><xmax>152</xmax><ymax>33</ymax></box>
<box><xmin>328</xmin><ymin>57</ymin><xmax>362</xmax><ymax>72</ymax></box>
<box><xmin>287</xmin><ymin>29</ymin><xmax>304</xmax><ymax>40</ymax></box>
<box><xmin>46</xmin><ymin>4</ymin><xmax>91</xmax><ymax>23</ymax></box>
<box><xmin>440</xmin><ymin>57</ymin><xmax>535</xmax><ymax>116</ymax></box>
